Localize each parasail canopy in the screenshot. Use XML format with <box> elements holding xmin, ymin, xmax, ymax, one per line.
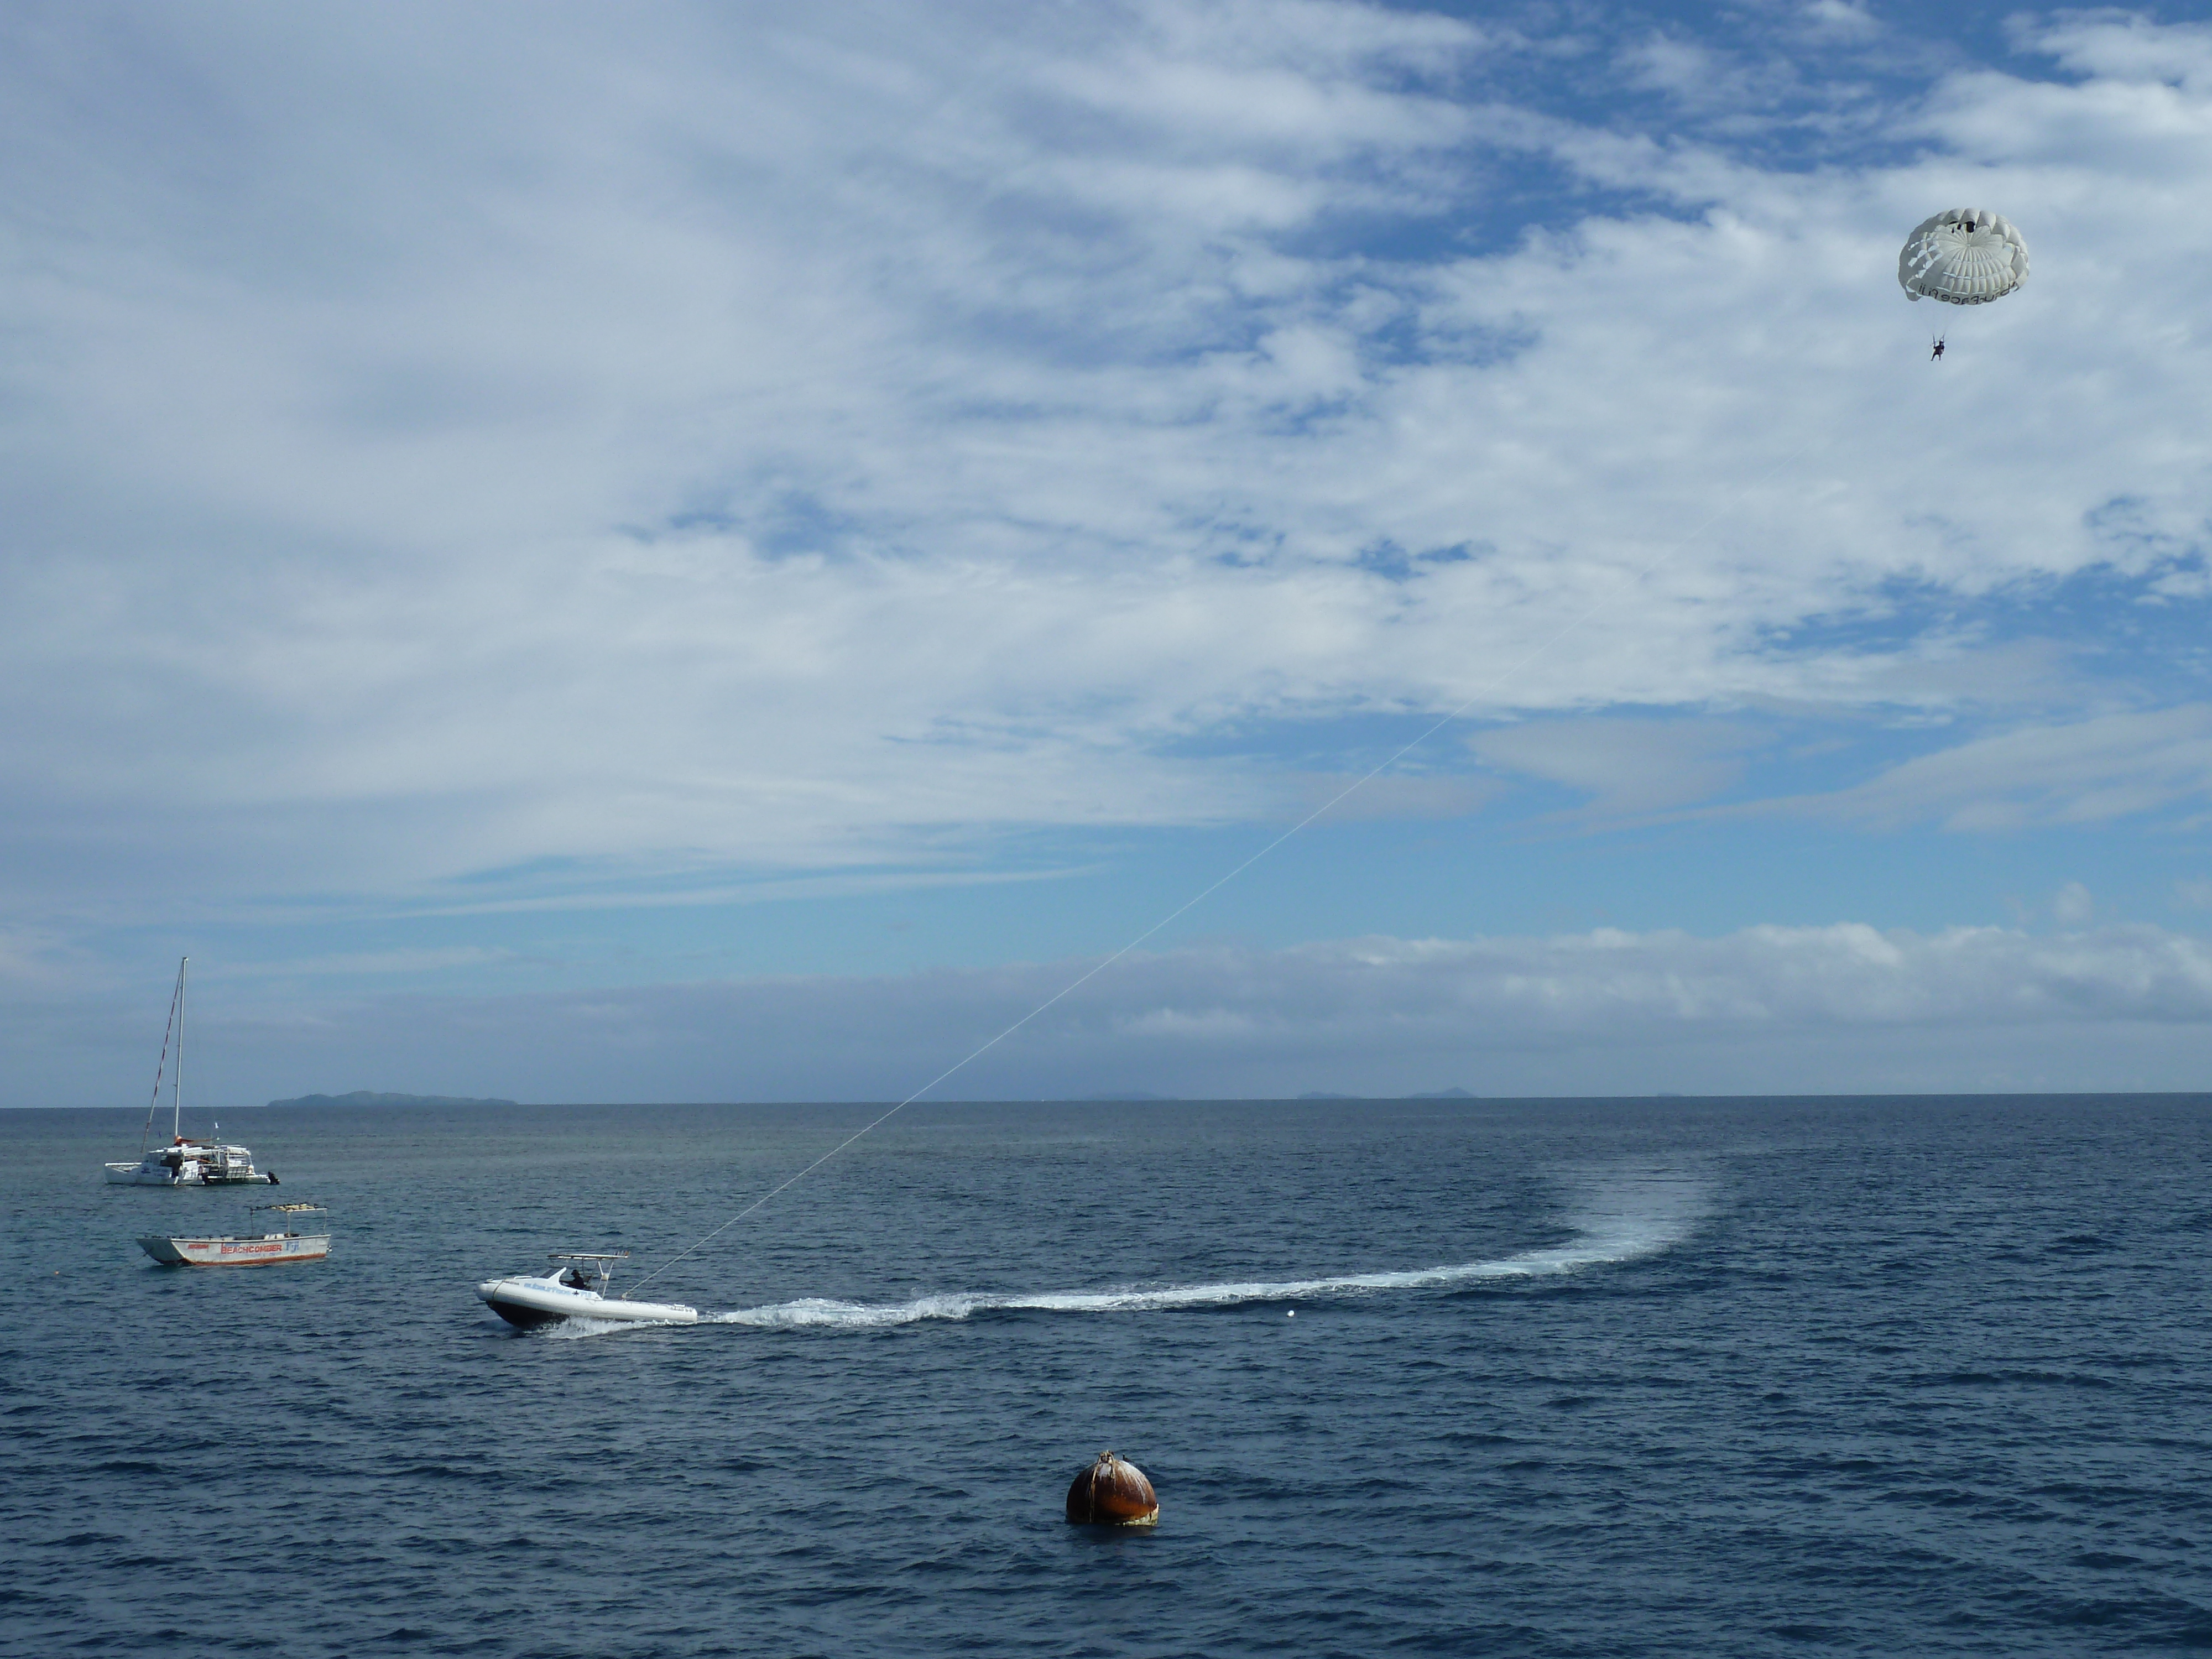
<box><xmin>1898</xmin><ymin>208</ymin><xmax>2030</xmax><ymax>305</ymax></box>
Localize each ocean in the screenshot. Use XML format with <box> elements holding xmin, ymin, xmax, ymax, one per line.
<box><xmin>4</xmin><ymin>1093</ymin><xmax>2210</xmax><ymax>1656</ymax></box>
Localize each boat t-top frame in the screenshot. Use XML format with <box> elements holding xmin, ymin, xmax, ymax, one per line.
<box><xmin>548</xmin><ymin>1251</ymin><xmax>628</xmax><ymax>1293</ymax></box>
<box><xmin>253</xmin><ymin>1202</ymin><xmax>327</xmax><ymax>1234</ymax></box>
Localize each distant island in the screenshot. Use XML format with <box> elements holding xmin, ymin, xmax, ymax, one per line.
<box><xmin>1299</xmin><ymin>1088</ymin><xmax>1480</xmax><ymax>1100</ymax></box>
<box><xmin>266</xmin><ymin>1091</ymin><xmax>519</xmax><ymax>1109</ymax></box>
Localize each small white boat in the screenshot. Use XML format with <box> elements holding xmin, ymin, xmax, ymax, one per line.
<box><xmin>476</xmin><ymin>1252</ymin><xmax>697</xmax><ymax>1328</ymax></box>
<box><xmin>139</xmin><ymin>1203</ymin><xmax>330</xmax><ymax>1267</ymax></box>
<box><xmin>105</xmin><ymin>958</ymin><xmax>277</xmax><ymax>1187</ymax></box>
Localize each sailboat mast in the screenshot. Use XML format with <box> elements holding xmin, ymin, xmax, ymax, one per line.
<box><xmin>174</xmin><ymin>956</ymin><xmax>187</xmax><ymax>1142</ymax></box>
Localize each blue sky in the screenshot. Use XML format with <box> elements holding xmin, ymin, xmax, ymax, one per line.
<box><xmin>6</xmin><ymin>1</ymin><xmax>2212</xmax><ymax>1105</ymax></box>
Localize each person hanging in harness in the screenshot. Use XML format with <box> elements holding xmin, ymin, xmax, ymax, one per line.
<box><xmin>1930</xmin><ymin>336</ymin><xmax>1945</xmax><ymax>362</ymax></box>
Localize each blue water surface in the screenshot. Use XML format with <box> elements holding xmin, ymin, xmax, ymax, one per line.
<box><xmin>4</xmin><ymin>1094</ymin><xmax>2211</xmax><ymax>1656</ymax></box>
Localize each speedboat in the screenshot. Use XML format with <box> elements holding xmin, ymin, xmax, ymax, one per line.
<box><xmin>105</xmin><ymin>957</ymin><xmax>277</xmax><ymax>1186</ymax></box>
<box><xmin>139</xmin><ymin>1203</ymin><xmax>330</xmax><ymax>1266</ymax></box>
<box><xmin>476</xmin><ymin>1253</ymin><xmax>698</xmax><ymax>1328</ymax></box>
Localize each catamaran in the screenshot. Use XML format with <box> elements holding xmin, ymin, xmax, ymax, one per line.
<box><xmin>103</xmin><ymin>957</ymin><xmax>277</xmax><ymax>1186</ymax></box>
<box><xmin>139</xmin><ymin>1202</ymin><xmax>330</xmax><ymax>1266</ymax></box>
<box><xmin>476</xmin><ymin>1253</ymin><xmax>698</xmax><ymax>1328</ymax></box>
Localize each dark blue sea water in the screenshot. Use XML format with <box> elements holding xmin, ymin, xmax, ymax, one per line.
<box><xmin>6</xmin><ymin>1094</ymin><xmax>2212</xmax><ymax>1657</ymax></box>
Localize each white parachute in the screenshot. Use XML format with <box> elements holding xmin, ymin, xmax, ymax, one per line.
<box><xmin>1898</xmin><ymin>208</ymin><xmax>2030</xmax><ymax>305</ymax></box>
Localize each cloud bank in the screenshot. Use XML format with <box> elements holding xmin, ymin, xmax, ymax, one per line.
<box><xmin>3</xmin><ymin>4</ymin><xmax>2211</xmax><ymax>1098</ymax></box>
<box><xmin>28</xmin><ymin>920</ymin><xmax>2195</xmax><ymax>1110</ymax></box>
<box><xmin>3</xmin><ymin>6</ymin><xmax>2210</xmax><ymax>904</ymax></box>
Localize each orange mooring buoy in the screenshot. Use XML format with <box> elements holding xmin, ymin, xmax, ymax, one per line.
<box><xmin>1065</xmin><ymin>1449</ymin><xmax>1159</xmax><ymax>1526</ymax></box>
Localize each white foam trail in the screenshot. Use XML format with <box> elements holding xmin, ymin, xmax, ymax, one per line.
<box><xmin>540</xmin><ymin>1315</ymin><xmax>679</xmax><ymax>1340</ymax></box>
<box><xmin>703</xmin><ymin>1166</ymin><xmax>1713</xmax><ymax>1332</ymax></box>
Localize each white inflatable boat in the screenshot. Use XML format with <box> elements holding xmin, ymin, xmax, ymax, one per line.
<box><xmin>476</xmin><ymin>1252</ymin><xmax>697</xmax><ymax>1328</ymax></box>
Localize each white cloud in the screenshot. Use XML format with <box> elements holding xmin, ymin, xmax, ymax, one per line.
<box><xmin>0</xmin><ymin>927</ymin><xmax>85</xmax><ymax>989</ymax></box>
<box><xmin>1805</xmin><ymin>2</ymin><xmax>1880</xmax><ymax>39</ymax></box>
<box><xmin>2054</xmin><ymin>881</ymin><xmax>2094</xmax><ymax>925</ymax></box>
<box><xmin>1471</xmin><ymin>717</ymin><xmax>1767</xmax><ymax>813</ymax></box>
<box><xmin>1759</xmin><ymin>707</ymin><xmax>2212</xmax><ymax>830</ymax></box>
<box><xmin>2027</xmin><ymin>14</ymin><xmax>2212</xmax><ymax>92</ymax></box>
<box><xmin>1297</xmin><ymin>771</ymin><xmax>1499</xmax><ymax>822</ymax></box>
<box><xmin>202</xmin><ymin>947</ymin><xmax>517</xmax><ymax>979</ymax></box>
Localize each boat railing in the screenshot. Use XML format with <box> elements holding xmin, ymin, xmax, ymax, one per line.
<box><xmin>250</xmin><ymin>1201</ymin><xmax>327</xmax><ymax>1235</ymax></box>
<box><xmin>547</xmin><ymin>1250</ymin><xmax>628</xmax><ymax>1292</ymax></box>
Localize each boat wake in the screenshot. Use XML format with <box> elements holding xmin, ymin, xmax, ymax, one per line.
<box><xmin>688</xmin><ymin>1164</ymin><xmax>1714</xmax><ymax>1334</ymax></box>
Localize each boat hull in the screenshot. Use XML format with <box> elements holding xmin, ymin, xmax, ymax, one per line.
<box><xmin>476</xmin><ymin>1276</ymin><xmax>698</xmax><ymax>1327</ymax></box>
<box><xmin>139</xmin><ymin>1232</ymin><xmax>330</xmax><ymax>1266</ymax></box>
<box><xmin>483</xmin><ymin>1295</ymin><xmax>566</xmax><ymax>1330</ymax></box>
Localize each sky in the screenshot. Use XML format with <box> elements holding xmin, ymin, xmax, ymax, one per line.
<box><xmin>6</xmin><ymin>0</ymin><xmax>2212</xmax><ymax>1107</ymax></box>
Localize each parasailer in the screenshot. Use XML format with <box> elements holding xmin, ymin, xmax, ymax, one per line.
<box><xmin>1900</xmin><ymin>210</ymin><xmax>2027</xmax><ymax>359</ymax></box>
